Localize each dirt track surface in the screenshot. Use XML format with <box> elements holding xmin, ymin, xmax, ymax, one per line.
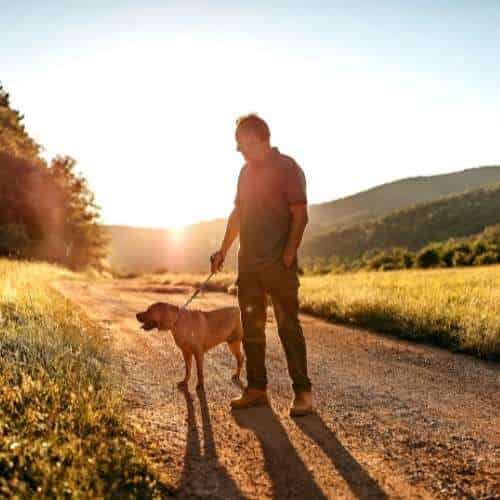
<box><xmin>54</xmin><ymin>279</ymin><xmax>500</xmax><ymax>499</ymax></box>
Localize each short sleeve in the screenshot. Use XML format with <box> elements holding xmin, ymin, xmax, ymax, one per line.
<box><xmin>286</xmin><ymin>163</ymin><xmax>307</xmax><ymax>205</ymax></box>
<box><xmin>234</xmin><ymin>168</ymin><xmax>244</xmax><ymax>208</ymax></box>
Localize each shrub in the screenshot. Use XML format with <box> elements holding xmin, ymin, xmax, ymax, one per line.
<box><xmin>453</xmin><ymin>250</ymin><xmax>471</xmax><ymax>267</ymax></box>
<box><xmin>416</xmin><ymin>246</ymin><xmax>441</xmax><ymax>268</ymax></box>
<box><xmin>474</xmin><ymin>251</ymin><xmax>499</xmax><ymax>266</ymax></box>
<box><xmin>0</xmin><ymin>223</ymin><xmax>31</xmax><ymax>257</ymax></box>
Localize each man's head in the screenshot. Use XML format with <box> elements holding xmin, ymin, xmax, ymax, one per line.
<box><xmin>235</xmin><ymin>114</ymin><xmax>272</xmax><ymax>164</ymax></box>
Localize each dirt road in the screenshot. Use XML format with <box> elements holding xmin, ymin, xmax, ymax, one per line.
<box><xmin>54</xmin><ymin>279</ymin><xmax>499</xmax><ymax>499</ymax></box>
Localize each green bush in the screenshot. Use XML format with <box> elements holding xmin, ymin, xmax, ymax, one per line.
<box><xmin>416</xmin><ymin>246</ymin><xmax>441</xmax><ymax>268</ymax></box>
<box><xmin>474</xmin><ymin>251</ymin><xmax>499</xmax><ymax>266</ymax></box>
<box><xmin>0</xmin><ymin>261</ymin><xmax>168</xmax><ymax>497</ymax></box>
<box><xmin>0</xmin><ymin>223</ymin><xmax>31</xmax><ymax>257</ymax></box>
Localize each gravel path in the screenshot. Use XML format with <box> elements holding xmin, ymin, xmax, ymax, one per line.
<box><xmin>55</xmin><ymin>279</ymin><xmax>500</xmax><ymax>499</ymax></box>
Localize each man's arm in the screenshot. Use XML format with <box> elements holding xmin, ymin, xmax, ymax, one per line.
<box><xmin>282</xmin><ymin>204</ymin><xmax>308</xmax><ymax>268</ymax></box>
<box><xmin>220</xmin><ymin>207</ymin><xmax>240</xmax><ymax>257</ymax></box>
<box><xmin>211</xmin><ymin>208</ymin><xmax>240</xmax><ymax>272</ymax></box>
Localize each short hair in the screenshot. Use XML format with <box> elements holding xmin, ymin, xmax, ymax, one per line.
<box><xmin>235</xmin><ymin>113</ymin><xmax>270</xmax><ymax>142</ymax></box>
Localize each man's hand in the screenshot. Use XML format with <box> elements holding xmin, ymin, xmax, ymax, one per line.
<box><xmin>282</xmin><ymin>245</ymin><xmax>297</xmax><ymax>269</ymax></box>
<box><xmin>210</xmin><ymin>250</ymin><xmax>225</xmax><ymax>273</ymax></box>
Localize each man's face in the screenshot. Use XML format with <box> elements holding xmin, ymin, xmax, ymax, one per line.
<box><xmin>236</xmin><ymin>129</ymin><xmax>268</xmax><ymax>163</ymax></box>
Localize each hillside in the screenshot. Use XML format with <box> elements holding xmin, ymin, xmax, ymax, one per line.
<box><xmin>301</xmin><ymin>183</ymin><xmax>500</xmax><ymax>262</ymax></box>
<box><xmin>106</xmin><ymin>219</ymin><xmax>238</xmax><ymax>273</ymax></box>
<box><xmin>307</xmin><ymin>165</ymin><xmax>500</xmax><ymax>235</ymax></box>
<box><xmin>105</xmin><ymin>165</ymin><xmax>500</xmax><ymax>272</ymax></box>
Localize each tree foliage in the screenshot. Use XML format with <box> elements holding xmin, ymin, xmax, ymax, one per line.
<box><xmin>302</xmin><ymin>184</ymin><xmax>500</xmax><ymax>263</ymax></box>
<box><xmin>0</xmin><ymin>82</ymin><xmax>108</xmax><ymax>268</ymax></box>
<box><xmin>357</xmin><ymin>224</ymin><xmax>500</xmax><ymax>271</ymax></box>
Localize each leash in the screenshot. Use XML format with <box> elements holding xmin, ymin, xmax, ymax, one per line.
<box><xmin>179</xmin><ymin>271</ymin><xmax>215</xmax><ymax>311</ymax></box>
<box><xmin>170</xmin><ymin>271</ymin><xmax>214</xmax><ymax>330</ymax></box>
<box><xmin>170</xmin><ymin>254</ymin><xmax>218</xmax><ymax>328</ymax></box>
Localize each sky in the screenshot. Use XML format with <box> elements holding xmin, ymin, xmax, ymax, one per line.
<box><xmin>2</xmin><ymin>0</ymin><xmax>500</xmax><ymax>228</ymax></box>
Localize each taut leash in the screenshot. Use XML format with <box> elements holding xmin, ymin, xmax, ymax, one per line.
<box><xmin>179</xmin><ymin>271</ymin><xmax>215</xmax><ymax>311</ymax></box>
<box><xmin>170</xmin><ymin>272</ymin><xmax>215</xmax><ymax>330</ymax></box>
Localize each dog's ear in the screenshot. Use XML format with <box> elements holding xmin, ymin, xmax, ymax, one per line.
<box><xmin>151</xmin><ymin>302</ymin><xmax>177</xmax><ymax>330</ymax></box>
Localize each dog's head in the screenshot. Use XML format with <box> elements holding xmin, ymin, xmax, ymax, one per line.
<box><xmin>136</xmin><ymin>302</ymin><xmax>178</xmax><ymax>331</ymax></box>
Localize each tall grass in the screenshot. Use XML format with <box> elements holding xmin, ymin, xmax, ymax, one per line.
<box><xmin>300</xmin><ymin>266</ymin><xmax>500</xmax><ymax>359</ymax></box>
<box><xmin>0</xmin><ymin>260</ymin><xmax>167</xmax><ymax>497</ymax></box>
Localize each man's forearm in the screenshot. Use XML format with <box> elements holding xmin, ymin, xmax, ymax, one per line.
<box><xmin>286</xmin><ymin>208</ymin><xmax>308</xmax><ymax>253</ymax></box>
<box><xmin>220</xmin><ymin>209</ymin><xmax>240</xmax><ymax>256</ymax></box>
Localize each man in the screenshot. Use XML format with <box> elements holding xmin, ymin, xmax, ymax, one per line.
<box><xmin>210</xmin><ymin>114</ymin><xmax>312</xmax><ymax>416</ymax></box>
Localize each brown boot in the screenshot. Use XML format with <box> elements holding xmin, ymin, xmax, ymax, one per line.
<box><xmin>230</xmin><ymin>388</ymin><xmax>269</xmax><ymax>410</ymax></box>
<box><xmin>290</xmin><ymin>391</ymin><xmax>313</xmax><ymax>417</ymax></box>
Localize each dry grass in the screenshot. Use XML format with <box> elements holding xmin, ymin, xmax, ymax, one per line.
<box><xmin>300</xmin><ymin>266</ymin><xmax>500</xmax><ymax>359</ymax></box>
<box><xmin>143</xmin><ymin>271</ymin><xmax>236</xmax><ymax>293</ymax></box>
<box><xmin>0</xmin><ymin>259</ymin><xmax>168</xmax><ymax>497</ymax></box>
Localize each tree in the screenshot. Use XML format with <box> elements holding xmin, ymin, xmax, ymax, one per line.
<box><xmin>48</xmin><ymin>156</ymin><xmax>109</xmax><ymax>269</ymax></box>
<box><xmin>0</xmin><ymin>83</ymin><xmax>40</xmax><ymax>160</ymax></box>
<box><xmin>0</xmin><ymin>83</ymin><xmax>108</xmax><ymax>269</ymax></box>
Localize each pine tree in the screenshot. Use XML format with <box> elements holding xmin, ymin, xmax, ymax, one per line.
<box><xmin>48</xmin><ymin>156</ymin><xmax>109</xmax><ymax>268</ymax></box>
<box><xmin>0</xmin><ymin>83</ymin><xmax>40</xmax><ymax>161</ymax></box>
<box><xmin>0</xmin><ymin>83</ymin><xmax>109</xmax><ymax>268</ymax></box>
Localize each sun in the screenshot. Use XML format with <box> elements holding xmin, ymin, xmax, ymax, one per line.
<box><xmin>169</xmin><ymin>224</ymin><xmax>185</xmax><ymax>243</ymax></box>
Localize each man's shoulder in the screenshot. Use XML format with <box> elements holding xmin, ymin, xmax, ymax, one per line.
<box><xmin>274</xmin><ymin>152</ymin><xmax>304</xmax><ymax>176</ymax></box>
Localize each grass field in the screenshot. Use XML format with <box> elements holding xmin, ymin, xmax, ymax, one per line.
<box><xmin>141</xmin><ymin>270</ymin><xmax>236</xmax><ymax>293</ymax></box>
<box><xmin>299</xmin><ymin>266</ymin><xmax>500</xmax><ymax>359</ymax></box>
<box><xmin>0</xmin><ymin>259</ymin><xmax>168</xmax><ymax>497</ymax></box>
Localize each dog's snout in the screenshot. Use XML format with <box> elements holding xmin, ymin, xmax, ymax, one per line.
<box><xmin>136</xmin><ymin>311</ymin><xmax>145</xmax><ymax>322</ymax></box>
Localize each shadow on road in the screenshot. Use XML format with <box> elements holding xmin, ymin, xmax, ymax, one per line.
<box><xmin>179</xmin><ymin>387</ymin><xmax>244</xmax><ymax>499</ymax></box>
<box><xmin>294</xmin><ymin>414</ymin><xmax>388</xmax><ymax>499</ymax></box>
<box><xmin>232</xmin><ymin>406</ymin><xmax>327</xmax><ymax>499</ymax></box>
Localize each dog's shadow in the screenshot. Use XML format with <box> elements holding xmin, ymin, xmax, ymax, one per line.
<box><xmin>179</xmin><ymin>387</ymin><xmax>244</xmax><ymax>499</ymax></box>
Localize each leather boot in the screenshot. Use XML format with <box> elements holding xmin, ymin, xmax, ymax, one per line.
<box><xmin>290</xmin><ymin>391</ymin><xmax>313</xmax><ymax>417</ymax></box>
<box><xmin>230</xmin><ymin>388</ymin><xmax>269</xmax><ymax>409</ymax></box>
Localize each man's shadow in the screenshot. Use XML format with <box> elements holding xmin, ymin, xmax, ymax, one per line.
<box><xmin>232</xmin><ymin>407</ymin><xmax>388</xmax><ymax>499</ymax></box>
<box><xmin>179</xmin><ymin>387</ymin><xmax>244</xmax><ymax>499</ymax></box>
<box><xmin>293</xmin><ymin>413</ymin><xmax>388</xmax><ymax>499</ymax></box>
<box><xmin>232</xmin><ymin>406</ymin><xmax>327</xmax><ymax>499</ymax></box>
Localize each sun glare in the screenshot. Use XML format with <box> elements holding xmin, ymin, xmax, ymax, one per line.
<box><xmin>169</xmin><ymin>225</ymin><xmax>185</xmax><ymax>243</ymax></box>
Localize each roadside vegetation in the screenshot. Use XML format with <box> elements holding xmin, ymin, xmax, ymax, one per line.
<box><xmin>299</xmin><ymin>266</ymin><xmax>500</xmax><ymax>359</ymax></box>
<box><xmin>303</xmin><ymin>223</ymin><xmax>500</xmax><ymax>274</ymax></box>
<box><xmin>121</xmin><ymin>268</ymin><xmax>236</xmax><ymax>293</ymax></box>
<box><xmin>0</xmin><ymin>259</ymin><xmax>168</xmax><ymax>497</ymax></box>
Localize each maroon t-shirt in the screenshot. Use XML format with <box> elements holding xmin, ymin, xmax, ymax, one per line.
<box><xmin>234</xmin><ymin>147</ymin><xmax>307</xmax><ymax>272</ymax></box>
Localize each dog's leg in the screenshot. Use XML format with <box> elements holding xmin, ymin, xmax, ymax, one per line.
<box><xmin>228</xmin><ymin>340</ymin><xmax>243</xmax><ymax>381</ymax></box>
<box><xmin>194</xmin><ymin>351</ymin><xmax>204</xmax><ymax>390</ymax></box>
<box><xmin>178</xmin><ymin>350</ymin><xmax>192</xmax><ymax>389</ymax></box>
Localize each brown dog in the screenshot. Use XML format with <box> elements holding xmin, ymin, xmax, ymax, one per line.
<box><xmin>136</xmin><ymin>302</ymin><xmax>244</xmax><ymax>389</ymax></box>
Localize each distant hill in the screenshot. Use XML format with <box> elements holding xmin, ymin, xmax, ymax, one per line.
<box><xmin>307</xmin><ymin>165</ymin><xmax>500</xmax><ymax>235</ymax></box>
<box><xmin>105</xmin><ymin>165</ymin><xmax>500</xmax><ymax>272</ymax></box>
<box><xmin>106</xmin><ymin>220</ymin><xmax>237</xmax><ymax>273</ymax></box>
<box><xmin>302</xmin><ymin>183</ymin><xmax>500</xmax><ymax>262</ymax></box>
